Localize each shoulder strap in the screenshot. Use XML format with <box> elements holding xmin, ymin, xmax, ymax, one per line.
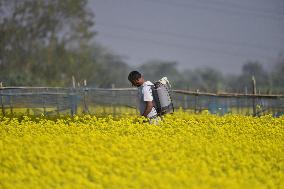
<box><xmin>149</xmin><ymin>84</ymin><xmax>162</xmax><ymax>115</ymax></box>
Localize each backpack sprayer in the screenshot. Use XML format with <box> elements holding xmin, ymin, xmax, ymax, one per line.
<box><xmin>151</xmin><ymin>77</ymin><xmax>174</xmax><ymax>116</ymax></box>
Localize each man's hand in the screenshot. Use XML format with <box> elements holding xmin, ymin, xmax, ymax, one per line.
<box><xmin>142</xmin><ymin>101</ymin><xmax>154</xmax><ymax>117</ymax></box>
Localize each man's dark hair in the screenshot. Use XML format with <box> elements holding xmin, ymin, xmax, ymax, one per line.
<box><xmin>128</xmin><ymin>71</ymin><xmax>141</xmax><ymax>82</ymax></box>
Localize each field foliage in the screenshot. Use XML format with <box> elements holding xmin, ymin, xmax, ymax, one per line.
<box><xmin>0</xmin><ymin>112</ymin><xmax>283</xmax><ymax>189</ymax></box>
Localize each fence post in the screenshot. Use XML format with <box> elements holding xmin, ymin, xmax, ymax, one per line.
<box><xmin>252</xmin><ymin>76</ymin><xmax>257</xmax><ymax>116</ymax></box>
<box><xmin>183</xmin><ymin>94</ymin><xmax>188</xmax><ymax>110</ymax></box>
<box><xmin>0</xmin><ymin>83</ymin><xmax>3</xmax><ymax>116</ymax></box>
<box><xmin>42</xmin><ymin>91</ymin><xmax>46</xmax><ymax>116</ymax></box>
<box><xmin>70</xmin><ymin>77</ymin><xmax>78</xmax><ymax>116</ymax></box>
<box><xmin>236</xmin><ymin>97</ymin><xmax>240</xmax><ymax>114</ymax></box>
<box><xmin>111</xmin><ymin>84</ymin><xmax>116</xmax><ymax>117</ymax></box>
<box><xmin>194</xmin><ymin>89</ymin><xmax>199</xmax><ymax>113</ymax></box>
<box><xmin>72</xmin><ymin>75</ymin><xmax>76</xmax><ymax>89</ymax></box>
<box><xmin>82</xmin><ymin>80</ymin><xmax>89</xmax><ymax>114</ymax></box>
<box><xmin>56</xmin><ymin>88</ymin><xmax>60</xmax><ymax>116</ymax></box>
<box><xmin>70</xmin><ymin>88</ymin><xmax>78</xmax><ymax>117</ymax></box>
<box><xmin>9</xmin><ymin>91</ymin><xmax>13</xmax><ymax>115</ymax></box>
<box><xmin>0</xmin><ymin>93</ymin><xmax>5</xmax><ymax>116</ymax></box>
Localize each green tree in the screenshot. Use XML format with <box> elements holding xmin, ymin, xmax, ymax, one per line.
<box><xmin>0</xmin><ymin>0</ymin><xmax>95</xmax><ymax>86</ymax></box>
<box><xmin>138</xmin><ymin>60</ymin><xmax>182</xmax><ymax>87</ymax></box>
<box><xmin>93</xmin><ymin>49</ymin><xmax>132</xmax><ymax>88</ymax></box>
<box><xmin>271</xmin><ymin>56</ymin><xmax>284</xmax><ymax>93</ymax></box>
<box><xmin>182</xmin><ymin>67</ymin><xmax>224</xmax><ymax>92</ymax></box>
<box><xmin>227</xmin><ymin>61</ymin><xmax>270</xmax><ymax>93</ymax></box>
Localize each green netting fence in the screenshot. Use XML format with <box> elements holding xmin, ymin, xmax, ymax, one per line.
<box><xmin>0</xmin><ymin>87</ymin><xmax>283</xmax><ymax>117</ymax></box>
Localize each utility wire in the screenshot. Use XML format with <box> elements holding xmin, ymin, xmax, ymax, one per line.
<box><xmin>99</xmin><ymin>32</ymin><xmax>276</xmax><ymax>60</ymax></box>
<box><xmin>175</xmin><ymin>0</ymin><xmax>284</xmax><ymax>17</ymax></box>
<box><xmin>97</xmin><ymin>23</ymin><xmax>281</xmax><ymax>52</ymax></box>
<box><xmin>138</xmin><ymin>0</ymin><xmax>284</xmax><ymax>22</ymax></box>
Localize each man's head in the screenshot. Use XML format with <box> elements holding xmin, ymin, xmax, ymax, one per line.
<box><xmin>128</xmin><ymin>71</ymin><xmax>144</xmax><ymax>87</ymax></box>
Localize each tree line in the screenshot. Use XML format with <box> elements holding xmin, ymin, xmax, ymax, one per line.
<box><xmin>0</xmin><ymin>0</ymin><xmax>283</xmax><ymax>94</ymax></box>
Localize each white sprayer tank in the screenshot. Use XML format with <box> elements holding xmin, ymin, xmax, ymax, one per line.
<box><xmin>155</xmin><ymin>77</ymin><xmax>174</xmax><ymax>114</ymax></box>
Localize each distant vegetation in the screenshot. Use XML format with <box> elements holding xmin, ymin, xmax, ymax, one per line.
<box><xmin>0</xmin><ymin>0</ymin><xmax>283</xmax><ymax>93</ymax></box>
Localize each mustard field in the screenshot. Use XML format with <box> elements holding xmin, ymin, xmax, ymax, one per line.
<box><xmin>0</xmin><ymin>112</ymin><xmax>283</xmax><ymax>189</ymax></box>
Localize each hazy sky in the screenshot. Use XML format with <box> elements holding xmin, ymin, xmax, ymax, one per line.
<box><xmin>89</xmin><ymin>0</ymin><xmax>284</xmax><ymax>74</ymax></box>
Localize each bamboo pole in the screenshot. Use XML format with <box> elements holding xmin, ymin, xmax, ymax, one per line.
<box><xmin>0</xmin><ymin>94</ymin><xmax>5</xmax><ymax>116</ymax></box>
<box><xmin>252</xmin><ymin>76</ymin><xmax>257</xmax><ymax>116</ymax></box>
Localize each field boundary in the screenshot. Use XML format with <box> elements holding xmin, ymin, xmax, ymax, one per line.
<box><xmin>1</xmin><ymin>87</ymin><xmax>284</xmax><ymax>117</ymax></box>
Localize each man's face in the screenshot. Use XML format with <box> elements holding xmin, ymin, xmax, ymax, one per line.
<box><xmin>131</xmin><ymin>78</ymin><xmax>143</xmax><ymax>87</ymax></box>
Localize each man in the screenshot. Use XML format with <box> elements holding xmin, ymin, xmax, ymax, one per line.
<box><xmin>128</xmin><ymin>71</ymin><xmax>160</xmax><ymax>124</ymax></box>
